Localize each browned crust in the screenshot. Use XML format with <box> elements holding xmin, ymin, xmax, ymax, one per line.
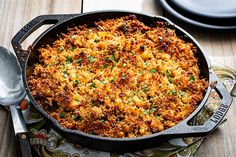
<box><xmin>28</xmin><ymin>15</ymin><xmax>208</xmax><ymax>138</ymax></box>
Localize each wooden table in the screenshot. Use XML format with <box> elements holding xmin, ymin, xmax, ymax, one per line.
<box><xmin>0</xmin><ymin>0</ymin><xmax>235</xmax><ymax>156</ymax></box>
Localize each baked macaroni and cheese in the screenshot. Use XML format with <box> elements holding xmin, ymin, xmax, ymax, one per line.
<box><xmin>28</xmin><ymin>15</ymin><xmax>208</xmax><ymax>138</ymax></box>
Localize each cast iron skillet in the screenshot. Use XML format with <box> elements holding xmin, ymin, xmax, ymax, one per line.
<box><xmin>11</xmin><ymin>11</ymin><xmax>232</xmax><ymax>152</ymax></box>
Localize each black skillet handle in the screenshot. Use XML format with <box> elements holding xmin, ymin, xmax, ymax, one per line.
<box><xmin>16</xmin><ymin>132</ymin><xmax>32</xmax><ymax>157</ymax></box>
<box><xmin>165</xmin><ymin>71</ymin><xmax>233</xmax><ymax>137</ymax></box>
<box><xmin>11</xmin><ymin>14</ymin><xmax>79</xmax><ymax>69</ymax></box>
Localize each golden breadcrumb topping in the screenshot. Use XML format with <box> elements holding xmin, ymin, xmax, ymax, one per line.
<box><xmin>28</xmin><ymin>15</ymin><xmax>208</xmax><ymax>138</ymax></box>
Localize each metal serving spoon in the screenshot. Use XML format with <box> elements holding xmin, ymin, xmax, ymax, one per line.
<box><xmin>0</xmin><ymin>46</ymin><xmax>31</xmax><ymax>157</ymax></box>
<box><xmin>0</xmin><ymin>46</ymin><xmax>25</xmax><ymax>103</ymax></box>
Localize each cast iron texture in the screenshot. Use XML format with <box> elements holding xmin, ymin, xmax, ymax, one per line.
<box><xmin>11</xmin><ymin>11</ymin><xmax>232</xmax><ymax>152</ymax></box>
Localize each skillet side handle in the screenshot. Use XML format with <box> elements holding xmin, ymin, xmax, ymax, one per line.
<box><xmin>11</xmin><ymin>14</ymin><xmax>79</xmax><ymax>69</ymax></box>
<box><xmin>205</xmin><ymin>71</ymin><xmax>233</xmax><ymax>130</ymax></box>
<box><xmin>164</xmin><ymin>71</ymin><xmax>233</xmax><ymax>137</ymax></box>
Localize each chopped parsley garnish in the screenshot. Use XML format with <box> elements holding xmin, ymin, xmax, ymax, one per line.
<box><xmin>189</xmin><ymin>75</ymin><xmax>195</xmax><ymax>82</ymax></box>
<box><xmin>59</xmin><ymin>46</ymin><xmax>64</xmax><ymax>52</ymax></box>
<box><xmin>70</xmin><ymin>46</ymin><xmax>76</xmax><ymax>51</ymax></box>
<box><xmin>101</xmin><ymin>80</ymin><xmax>107</xmax><ymax>84</ymax></box>
<box><xmin>74</xmin><ymin>80</ymin><xmax>79</xmax><ymax>85</ymax></box>
<box><xmin>75</xmin><ymin>58</ymin><xmax>83</xmax><ymax>64</ymax></box>
<box><xmin>100</xmin><ymin>65</ymin><xmax>107</xmax><ymax>69</ymax></box>
<box><xmin>142</xmin><ymin>86</ymin><xmax>148</xmax><ymax>93</ymax></box>
<box><xmin>150</xmin><ymin>68</ymin><xmax>156</xmax><ymax>74</ymax></box>
<box><xmin>72</xmin><ymin>115</ymin><xmax>78</xmax><ymax>120</ymax></box>
<box><xmin>184</xmin><ymin>34</ymin><xmax>189</xmax><ymax>38</ymax></box>
<box><xmin>73</xmin><ymin>98</ymin><xmax>80</xmax><ymax>102</ymax></box>
<box><xmin>111</xmin><ymin>78</ymin><xmax>115</xmax><ymax>83</ymax></box>
<box><xmin>180</xmin><ymin>91</ymin><xmax>186</xmax><ymax>96</ymax></box>
<box><xmin>144</xmin><ymin>108</ymin><xmax>155</xmax><ymax>115</ymax></box>
<box><xmin>66</xmin><ymin>56</ymin><xmax>73</xmax><ymax>64</ymax></box>
<box><xmin>59</xmin><ymin>113</ymin><xmax>65</xmax><ymax>118</ymax></box>
<box><xmin>166</xmin><ymin>91</ymin><xmax>171</xmax><ymax>95</ymax></box>
<box><xmin>70</xmin><ymin>35</ymin><xmax>77</xmax><ymax>39</ymax></box>
<box><xmin>152</xmin><ymin>108</ymin><xmax>157</xmax><ymax>112</ymax></box>
<box><xmin>144</xmin><ymin>109</ymin><xmax>150</xmax><ymax>115</ymax></box>
<box><xmin>172</xmin><ymin>89</ymin><xmax>177</xmax><ymax>96</ymax></box>
<box><xmin>109</xmin><ymin>54</ymin><xmax>117</xmax><ymax>64</ymax></box>
<box><xmin>94</xmin><ymin>38</ymin><xmax>100</xmax><ymax>43</ymax></box>
<box><xmin>158</xmin><ymin>50</ymin><xmax>164</xmax><ymax>53</ymax></box>
<box><xmin>166</xmin><ymin>89</ymin><xmax>177</xmax><ymax>96</ymax></box>
<box><xmin>122</xmin><ymin>74</ymin><xmax>126</xmax><ymax>79</ymax></box>
<box><xmin>63</xmin><ymin>71</ymin><xmax>68</xmax><ymax>78</ymax></box>
<box><xmin>110</xmin><ymin>54</ymin><xmax>115</xmax><ymax>61</ymax></box>
<box><xmin>168</xmin><ymin>78</ymin><xmax>173</xmax><ymax>84</ymax></box>
<box><xmin>100</xmin><ymin>119</ymin><xmax>106</xmax><ymax>123</ymax></box>
<box><xmin>88</xmin><ymin>56</ymin><xmax>94</xmax><ymax>63</ymax></box>
<box><xmin>90</xmin><ymin>82</ymin><xmax>96</xmax><ymax>88</ymax></box>
<box><xmin>166</xmin><ymin>70</ymin><xmax>173</xmax><ymax>77</ymax></box>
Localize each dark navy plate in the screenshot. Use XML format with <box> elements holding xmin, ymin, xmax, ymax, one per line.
<box><xmin>159</xmin><ymin>0</ymin><xmax>236</xmax><ymax>29</ymax></box>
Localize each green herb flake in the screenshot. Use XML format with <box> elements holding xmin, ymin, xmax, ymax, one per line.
<box><xmin>140</xmin><ymin>69</ymin><xmax>145</xmax><ymax>74</ymax></box>
<box><xmin>70</xmin><ymin>46</ymin><xmax>76</xmax><ymax>51</ymax></box>
<box><xmin>59</xmin><ymin>46</ymin><xmax>64</xmax><ymax>52</ymax></box>
<box><xmin>90</xmin><ymin>82</ymin><xmax>96</xmax><ymax>88</ymax></box>
<box><xmin>144</xmin><ymin>110</ymin><xmax>149</xmax><ymax>115</ymax></box>
<box><xmin>122</xmin><ymin>75</ymin><xmax>126</xmax><ymax>79</ymax></box>
<box><xmin>63</xmin><ymin>71</ymin><xmax>68</xmax><ymax>78</ymax></box>
<box><xmin>158</xmin><ymin>50</ymin><xmax>164</xmax><ymax>53</ymax></box>
<box><xmin>142</xmin><ymin>86</ymin><xmax>148</xmax><ymax>93</ymax></box>
<box><xmin>72</xmin><ymin>115</ymin><xmax>78</xmax><ymax>120</ymax></box>
<box><xmin>110</xmin><ymin>54</ymin><xmax>115</xmax><ymax>61</ymax></box>
<box><xmin>144</xmin><ymin>109</ymin><xmax>152</xmax><ymax>115</ymax></box>
<box><xmin>101</xmin><ymin>80</ymin><xmax>107</xmax><ymax>84</ymax></box>
<box><xmin>111</xmin><ymin>78</ymin><xmax>115</xmax><ymax>83</ymax></box>
<box><xmin>172</xmin><ymin>89</ymin><xmax>177</xmax><ymax>96</ymax></box>
<box><xmin>94</xmin><ymin>38</ymin><xmax>100</xmax><ymax>43</ymax></box>
<box><xmin>166</xmin><ymin>91</ymin><xmax>171</xmax><ymax>95</ymax></box>
<box><xmin>73</xmin><ymin>98</ymin><xmax>80</xmax><ymax>102</ymax></box>
<box><xmin>100</xmin><ymin>65</ymin><xmax>107</xmax><ymax>69</ymax></box>
<box><xmin>122</xmin><ymin>63</ymin><xmax>127</xmax><ymax>67</ymax></box>
<box><xmin>100</xmin><ymin>119</ymin><xmax>106</xmax><ymax>123</ymax></box>
<box><xmin>70</xmin><ymin>35</ymin><xmax>77</xmax><ymax>39</ymax></box>
<box><xmin>59</xmin><ymin>113</ymin><xmax>65</xmax><ymax>118</ymax></box>
<box><xmin>88</xmin><ymin>56</ymin><xmax>94</xmax><ymax>63</ymax></box>
<box><xmin>66</xmin><ymin>56</ymin><xmax>73</xmax><ymax>64</ymax></box>
<box><xmin>184</xmin><ymin>34</ymin><xmax>189</xmax><ymax>38</ymax></box>
<box><xmin>109</xmin><ymin>54</ymin><xmax>118</xmax><ymax>64</ymax></box>
<box><xmin>75</xmin><ymin>58</ymin><xmax>83</xmax><ymax>64</ymax></box>
<box><xmin>152</xmin><ymin>108</ymin><xmax>157</xmax><ymax>112</ymax></box>
<box><xmin>150</xmin><ymin>68</ymin><xmax>156</xmax><ymax>74</ymax></box>
<box><xmin>166</xmin><ymin>70</ymin><xmax>173</xmax><ymax>77</ymax></box>
<box><xmin>180</xmin><ymin>91</ymin><xmax>186</xmax><ymax>96</ymax></box>
<box><xmin>74</xmin><ymin>80</ymin><xmax>79</xmax><ymax>85</ymax></box>
<box><xmin>168</xmin><ymin>78</ymin><xmax>173</xmax><ymax>84</ymax></box>
<box><xmin>189</xmin><ymin>75</ymin><xmax>195</xmax><ymax>82</ymax></box>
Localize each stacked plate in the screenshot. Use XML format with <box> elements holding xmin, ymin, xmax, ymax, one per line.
<box><xmin>159</xmin><ymin>0</ymin><xmax>236</xmax><ymax>29</ymax></box>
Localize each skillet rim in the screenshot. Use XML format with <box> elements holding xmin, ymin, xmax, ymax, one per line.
<box><xmin>23</xmin><ymin>10</ymin><xmax>211</xmax><ymax>142</ymax></box>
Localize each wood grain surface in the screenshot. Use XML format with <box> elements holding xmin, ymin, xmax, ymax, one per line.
<box><xmin>0</xmin><ymin>0</ymin><xmax>82</xmax><ymax>156</ymax></box>
<box><xmin>0</xmin><ymin>0</ymin><xmax>235</xmax><ymax>156</ymax></box>
<box><xmin>83</xmin><ymin>1</ymin><xmax>236</xmax><ymax>157</ymax></box>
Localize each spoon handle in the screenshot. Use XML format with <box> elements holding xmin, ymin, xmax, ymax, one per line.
<box><xmin>16</xmin><ymin>132</ymin><xmax>32</xmax><ymax>157</ymax></box>
<box><xmin>10</xmin><ymin>105</ymin><xmax>32</xmax><ymax>157</ymax></box>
